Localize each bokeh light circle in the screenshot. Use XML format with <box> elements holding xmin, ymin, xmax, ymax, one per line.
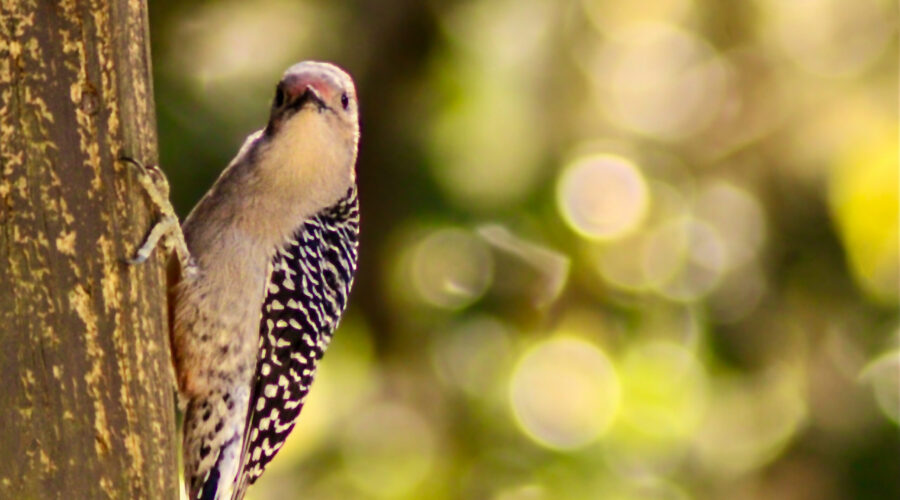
<box><xmin>558</xmin><ymin>154</ymin><xmax>649</xmax><ymax>241</ymax></box>
<box><xmin>828</xmin><ymin>129</ymin><xmax>899</xmax><ymax>303</ymax></box>
<box><xmin>492</xmin><ymin>484</ymin><xmax>547</xmax><ymax>500</ymax></box>
<box><xmin>596</xmin><ymin>233</ymin><xmax>653</xmax><ymax>292</ymax></box>
<box><xmin>510</xmin><ymin>337</ymin><xmax>621</xmax><ymax>450</ymax></box>
<box><xmin>860</xmin><ymin>350</ymin><xmax>900</xmax><ymax>425</ymax></box>
<box><xmin>591</xmin><ymin>23</ymin><xmax>728</xmax><ymax>140</ymax></box>
<box><xmin>411</xmin><ymin>228</ymin><xmax>494</xmax><ymax>309</ymax></box>
<box><xmin>708</xmin><ymin>264</ymin><xmax>767</xmax><ymax>323</ymax></box>
<box><xmin>643</xmin><ymin>217</ymin><xmax>727</xmax><ymax>301</ymax></box>
<box><xmin>695</xmin><ymin>368</ymin><xmax>807</xmax><ymax>475</ymax></box>
<box><xmin>429</xmin><ymin>65</ymin><xmax>544</xmax><ymax>210</ymax></box>
<box><xmin>694</xmin><ymin>182</ymin><xmax>766</xmax><ymax>271</ymax></box>
<box><xmin>431</xmin><ymin>315</ymin><xmax>513</xmax><ymax>399</ymax></box>
<box><xmin>762</xmin><ymin>0</ymin><xmax>894</xmax><ymax>77</ymax></box>
<box><xmin>617</xmin><ymin>341</ymin><xmax>707</xmax><ymax>439</ymax></box>
<box><xmin>168</xmin><ymin>0</ymin><xmax>331</xmax><ymax>91</ymax></box>
<box><xmin>581</xmin><ymin>0</ymin><xmax>695</xmax><ymax>35</ymax></box>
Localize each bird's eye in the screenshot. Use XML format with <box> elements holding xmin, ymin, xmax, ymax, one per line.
<box><xmin>340</xmin><ymin>93</ymin><xmax>350</xmax><ymax>110</ymax></box>
<box><xmin>274</xmin><ymin>86</ymin><xmax>285</xmax><ymax>108</ymax></box>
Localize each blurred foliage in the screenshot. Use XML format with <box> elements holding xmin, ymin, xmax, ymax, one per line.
<box><xmin>147</xmin><ymin>0</ymin><xmax>899</xmax><ymax>498</ymax></box>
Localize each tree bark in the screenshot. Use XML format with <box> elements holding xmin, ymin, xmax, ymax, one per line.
<box><xmin>0</xmin><ymin>0</ymin><xmax>178</xmax><ymax>498</ymax></box>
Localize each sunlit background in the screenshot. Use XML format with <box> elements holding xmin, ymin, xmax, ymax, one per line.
<box><xmin>148</xmin><ymin>0</ymin><xmax>898</xmax><ymax>498</ymax></box>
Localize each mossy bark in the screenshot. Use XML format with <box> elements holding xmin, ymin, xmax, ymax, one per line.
<box><xmin>0</xmin><ymin>0</ymin><xmax>178</xmax><ymax>498</ymax></box>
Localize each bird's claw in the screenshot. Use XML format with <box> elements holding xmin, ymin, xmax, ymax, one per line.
<box><xmin>120</xmin><ymin>156</ymin><xmax>171</xmax><ymax>200</ymax></box>
<box><xmin>121</xmin><ymin>156</ymin><xmax>193</xmax><ymax>272</ymax></box>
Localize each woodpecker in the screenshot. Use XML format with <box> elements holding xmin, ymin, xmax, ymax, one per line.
<box><xmin>128</xmin><ymin>61</ymin><xmax>360</xmax><ymax>500</ymax></box>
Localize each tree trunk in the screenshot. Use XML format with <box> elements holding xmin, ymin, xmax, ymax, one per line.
<box><xmin>0</xmin><ymin>0</ymin><xmax>178</xmax><ymax>498</ymax></box>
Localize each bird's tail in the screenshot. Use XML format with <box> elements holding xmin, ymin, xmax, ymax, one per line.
<box><xmin>182</xmin><ymin>389</ymin><xmax>249</xmax><ymax>500</ymax></box>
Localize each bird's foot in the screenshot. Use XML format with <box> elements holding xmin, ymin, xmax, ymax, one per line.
<box><xmin>121</xmin><ymin>157</ymin><xmax>196</xmax><ymax>276</ymax></box>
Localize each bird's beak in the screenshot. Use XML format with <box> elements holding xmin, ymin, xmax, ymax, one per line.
<box><xmin>266</xmin><ymin>80</ymin><xmax>330</xmax><ymax>136</ymax></box>
<box><xmin>294</xmin><ymin>85</ymin><xmax>326</xmax><ymax>111</ymax></box>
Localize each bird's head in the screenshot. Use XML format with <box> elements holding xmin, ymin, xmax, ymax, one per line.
<box><xmin>259</xmin><ymin>61</ymin><xmax>360</xmax><ymax>212</ymax></box>
<box><xmin>266</xmin><ymin>61</ymin><xmax>359</xmax><ymax>140</ymax></box>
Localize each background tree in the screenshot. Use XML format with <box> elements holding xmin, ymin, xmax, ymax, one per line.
<box><xmin>0</xmin><ymin>0</ymin><xmax>178</xmax><ymax>498</ymax></box>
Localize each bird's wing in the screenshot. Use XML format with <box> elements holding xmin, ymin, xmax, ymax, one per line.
<box><xmin>231</xmin><ymin>187</ymin><xmax>359</xmax><ymax>500</ymax></box>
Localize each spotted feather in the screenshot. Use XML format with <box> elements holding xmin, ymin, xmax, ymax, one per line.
<box><xmin>231</xmin><ymin>186</ymin><xmax>359</xmax><ymax>499</ymax></box>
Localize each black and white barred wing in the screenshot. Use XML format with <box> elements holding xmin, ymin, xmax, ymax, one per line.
<box><xmin>231</xmin><ymin>189</ymin><xmax>359</xmax><ymax>499</ymax></box>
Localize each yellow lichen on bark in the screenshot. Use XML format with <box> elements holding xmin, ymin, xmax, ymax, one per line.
<box><xmin>0</xmin><ymin>0</ymin><xmax>178</xmax><ymax>498</ymax></box>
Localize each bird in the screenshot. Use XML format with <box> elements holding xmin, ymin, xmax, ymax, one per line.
<box><xmin>126</xmin><ymin>61</ymin><xmax>360</xmax><ymax>500</ymax></box>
